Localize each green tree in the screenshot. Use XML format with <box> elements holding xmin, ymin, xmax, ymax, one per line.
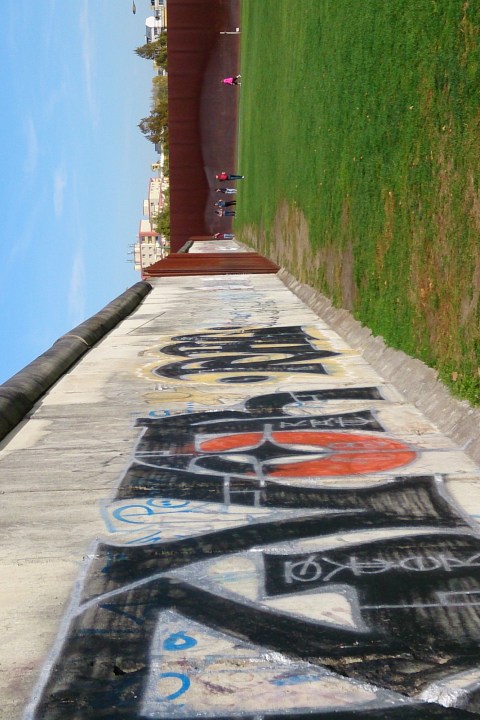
<box><xmin>135</xmin><ymin>34</ymin><xmax>167</xmax><ymax>69</ymax></box>
<box><xmin>152</xmin><ymin>75</ymin><xmax>168</xmax><ymax>103</ymax></box>
<box><xmin>138</xmin><ymin>98</ymin><xmax>168</xmax><ymax>144</ymax></box>
<box><xmin>154</xmin><ymin>207</ymin><xmax>170</xmax><ymax>240</ymax></box>
<box><xmin>162</xmin><ymin>152</ymin><xmax>169</xmax><ymax>178</ymax></box>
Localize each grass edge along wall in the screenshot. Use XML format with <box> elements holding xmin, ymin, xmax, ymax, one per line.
<box><xmin>235</xmin><ymin>0</ymin><xmax>480</xmax><ymax>406</ymax></box>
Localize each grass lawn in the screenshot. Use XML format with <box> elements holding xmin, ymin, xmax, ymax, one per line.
<box><xmin>235</xmin><ymin>0</ymin><xmax>480</xmax><ymax>405</ymax></box>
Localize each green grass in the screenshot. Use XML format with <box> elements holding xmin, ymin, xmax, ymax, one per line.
<box><xmin>235</xmin><ymin>0</ymin><xmax>480</xmax><ymax>405</ymax></box>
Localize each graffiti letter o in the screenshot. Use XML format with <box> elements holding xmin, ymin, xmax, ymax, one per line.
<box><xmin>399</xmin><ymin>555</ymin><xmax>442</xmax><ymax>572</ymax></box>
<box><xmin>284</xmin><ymin>555</ymin><xmax>322</xmax><ymax>584</ymax></box>
<box><xmin>157</xmin><ymin>672</ymin><xmax>190</xmax><ymax>701</ymax></box>
<box><xmin>164</xmin><ymin>631</ymin><xmax>198</xmax><ymax>651</ymax></box>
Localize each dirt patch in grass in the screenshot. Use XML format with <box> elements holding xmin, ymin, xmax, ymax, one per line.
<box><xmin>340</xmin><ymin>242</ymin><xmax>356</xmax><ymax>311</ymax></box>
<box><xmin>405</xmin><ymin>139</ymin><xmax>480</xmax><ymax>400</ymax></box>
<box><xmin>465</xmin><ymin>170</ymin><xmax>480</xmax><ymax>234</ymax></box>
<box><xmin>260</xmin><ymin>201</ymin><xmax>356</xmax><ymax>310</ymax></box>
<box><xmin>434</xmin><ymin>141</ymin><xmax>454</xmax><ymax>251</ymax></box>
<box><xmin>376</xmin><ymin>189</ymin><xmax>395</xmax><ymax>275</ymax></box>
<box><xmin>461</xmin><ymin>173</ymin><xmax>480</xmax><ymax>330</ymax></box>
<box><xmin>271</xmin><ymin>201</ymin><xmax>312</xmax><ymax>277</ymax></box>
<box><xmin>408</xmin><ymin>137</ymin><xmax>458</xmax><ymax>358</ymax></box>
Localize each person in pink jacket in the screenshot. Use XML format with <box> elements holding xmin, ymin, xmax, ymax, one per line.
<box><xmin>222</xmin><ymin>75</ymin><xmax>241</xmax><ymax>86</ymax></box>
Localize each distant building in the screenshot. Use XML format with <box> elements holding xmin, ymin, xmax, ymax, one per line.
<box><xmin>134</xmin><ymin>172</ymin><xmax>170</xmax><ymax>273</ymax></box>
<box><xmin>145</xmin><ymin>5</ymin><xmax>167</xmax><ymax>42</ymax></box>
<box><xmin>134</xmin><ymin>220</ymin><xmax>166</xmax><ymax>273</ymax></box>
<box><xmin>151</xmin><ymin>0</ymin><xmax>167</xmax><ymax>22</ymax></box>
<box><xmin>144</xmin><ymin>177</ymin><xmax>168</xmax><ymax>223</ymax></box>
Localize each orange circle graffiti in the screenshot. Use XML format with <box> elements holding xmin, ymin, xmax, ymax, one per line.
<box><xmin>199</xmin><ymin>430</ymin><xmax>415</xmax><ymax>476</ymax></box>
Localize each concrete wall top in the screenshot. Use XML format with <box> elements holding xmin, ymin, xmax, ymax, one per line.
<box><xmin>0</xmin><ymin>281</ymin><xmax>151</xmax><ymax>443</ymax></box>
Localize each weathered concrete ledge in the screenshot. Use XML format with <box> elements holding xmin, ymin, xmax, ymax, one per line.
<box><xmin>0</xmin><ymin>281</ymin><xmax>152</xmax><ymax>442</ymax></box>
<box><xmin>278</xmin><ymin>267</ymin><xmax>480</xmax><ymax>466</ymax></box>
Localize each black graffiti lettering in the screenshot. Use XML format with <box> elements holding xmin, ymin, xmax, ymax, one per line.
<box><xmin>283</xmin><ymin>553</ymin><xmax>480</xmax><ymax>583</ymax></box>
<box><xmin>325</xmin><ymin>556</ymin><xmax>394</xmax><ymax>581</ymax></box>
<box><xmin>155</xmin><ymin>354</ymin><xmax>335</xmax><ymax>379</ymax></box>
<box><xmin>283</xmin><ymin>555</ymin><xmax>394</xmax><ymax>585</ymax></box>
<box><xmin>265</xmin><ymin>535</ymin><xmax>480</xmax><ymax>602</ymax></box>
<box><xmin>166</xmin><ymin>326</ymin><xmax>329</xmax><ymax>354</ymax></box>
<box><xmin>133</xmin><ymin>408</ymin><xmax>384</xmax><ymax>461</ymax></box>
<box><xmin>29</xmin><ymin>386</ymin><xmax>480</xmax><ymax>717</ymax></box>
<box><xmin>278</xmin><ymin>419</ymin><xmax>313</xmax><ymax>429</ymax></box>
<box><xmin>309</xmin><ymin>414</ymin><xmax>375</xmax><ymax>428</ymax></box>
<box><xmin>284</xmin><ymin>555</ymin><xmax>323</xmax><ymax>584</ymax></box>
<box><xmin>32</xmin><ymin>537</ymin><xmax>480</xmax><ymax>718</ymax></box>
<box><xmin>219</xmin><ymin>374</ymin><xmax>270</xmax><ymax>383</ymax></box>
<box><xmin>277</xmin><ymin>413</ymin><xmax>383</xmax><ymax>430</ymax></box>
<box><xmin>244</xmin><ymin>386</ymin><xmax>384</xmax><ymax>415</ymax></box>
<box><xmin>154</xmin><ymin>326</ymin><xmax>339</xmax><ymax>379</ymax></box>
<box><xmin>115</xmin><ymin>462</ymin><xmax>467</xmax><ymax>535</ymax></box>
<box><xmin>398</xmin><ymin>555</ymin><xmax>443</xmax><ymax>572</ymax></box>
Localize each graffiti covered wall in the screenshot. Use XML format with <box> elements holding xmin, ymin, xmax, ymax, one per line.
<box><xmin>3</xmin><ymin>273</ymin><xmax>480</xmax><ymax>719</ymax></box>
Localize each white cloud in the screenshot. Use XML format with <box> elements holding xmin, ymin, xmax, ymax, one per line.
<box><xmin>9</xmin><ymin>219</ymin><xmax>36</xmax><ymax>262</ymax></box>
<box><xmin>79</xmin><ymin>0</ymin><xmax>98</xmax><ymax>127</ymax></box>
<box><xmin>68</xmin><ymin>249</ymin><xmax>86</xmax><ymax>326</ymax></box>
<box><xmin>24</xmin><ymin>116</ymin><xmax>39</xmax><ymax>180</ymax></box>
<box><xmin>45</xmin><ymin>81</ymin><xmax>68</xmax><ymax>119</ymax></box>
<box><xmin>8</xmin><ymin>195</ymin><xmax>45</xmax><ymax>262</ymax></box>
<box><xmin>53</xmin><ymin>165</ymin><xmax>68</xmax><ymax>218</ymax></box>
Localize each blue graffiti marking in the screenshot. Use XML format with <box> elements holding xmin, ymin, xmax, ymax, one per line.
<box><xmin>112</xmin><ymin>504</ymin><xmax>155</xmax><ymax>524</ymax></box>
<box><xmin>126</xmin><ymin>531</ymin><xmax>164</xmax><ymax>545</ymax></box>
<box><xmin>272</xmin><ymin>673</ymin><xmax>322</xmax><ymax>686</ymax></box>
<box><xmin>164</xmin><ymin>631</ymin><xmax>197</xmax><ymax>651</ymax></box>
<box><xmin>112</xmin><ymin>498</ymin><xmax>191</xmax><ymax>524</ymax></box>
<box><xmin>157</xmin><ymin>672</ymin><xmax>190</xmax><ymax>700</ymax></box>
<box><xmin>153</xmin><ymin>499</ymin><xmax>190</xmax><ymax>509</ymax></box>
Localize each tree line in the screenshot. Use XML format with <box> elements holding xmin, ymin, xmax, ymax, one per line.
<box><xmin>136</xmin><ymin>34</ymin><xmax>168</xmax><ymax>144</ymax></box>
<box><xmin>135</xmin><ymin>33</ymin><xmax>170</xmax><ymax>240</ymax></box>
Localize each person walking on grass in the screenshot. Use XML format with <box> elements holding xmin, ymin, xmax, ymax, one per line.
<box><xmin>215</xmin><ymin>200</ymin><xmax>236</xmax><ymax>208</ymax></box>
<box><xmin>215</xmin><ymin>172</ymin><xmax>244</xmax><ymax>181</ymax></box>
<box><xmin>222</xmin><ymin>75</ymin><xmax>241</xmax><ymax>86</ymax></box>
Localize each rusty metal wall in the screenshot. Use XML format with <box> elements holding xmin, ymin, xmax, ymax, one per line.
<box><xmin>167</xmin><ymin>0</ymin><xmax>240</xmax><ymax>252</ymax></box>
<box><xmin>142</xmin><ymin>252</ymin><xmax>279</xmax><ymax>277</ymax></box>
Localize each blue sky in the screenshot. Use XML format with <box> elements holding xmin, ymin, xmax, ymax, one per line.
<box><xmin>0</xmin><ymin>0</ymin><xmax>156</xmax><ymax>383</ymax></box>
